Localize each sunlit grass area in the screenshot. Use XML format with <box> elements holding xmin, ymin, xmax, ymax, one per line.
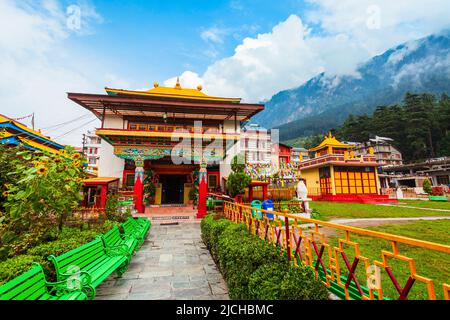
<box><xmin>324</xmin><ymin>219</ymin><xmax>450</xmax><ymax>300</ymax></box>
<box><xmin>393</xmin><ymin>199</ymin><xmax>450</xmax><ymax>210</ymax></box>
<box><xmin>310</xmin><ymin>201</ymin><xmax>450</xmax><ymax>220</ymax></box>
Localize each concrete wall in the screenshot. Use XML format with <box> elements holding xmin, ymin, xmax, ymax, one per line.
<box><xmin>98</xmin><ymin>140</ymin><xmax>125</xmax><ymax>184</ymax></box>
<box><xmin>103</xmin><ymin>115</ymin><xmax>124</xmax><ymax>129</ymax></box>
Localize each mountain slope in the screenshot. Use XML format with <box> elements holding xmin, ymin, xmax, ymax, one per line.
<box><xmin>252</xmin><ymin>31</ymin><xmax>450</xmax><ymax>141</ymax></box>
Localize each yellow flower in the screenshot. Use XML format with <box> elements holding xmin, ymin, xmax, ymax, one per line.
<box><xmin>37</xmin><ymin>166</ymin><xmax>48</xmax><ymax>175</ymax></box>
<box><xmin>2</xmin><ymin>191</ymin><xmax>9</xmax><ymax>197</ymax></box>
<box><xmin>74</xmin><ymin>160</ymin><xmax>81</xmax><ymax>167</ymax></box>
<box><xmin>73</xmin><ymin>153</ymin><xmax>81</xmax><ymax>160</ymax></box>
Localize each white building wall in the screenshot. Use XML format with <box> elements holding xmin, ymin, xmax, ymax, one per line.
<box><xmin>103</xmin><ymin>116</ymin><xmax>124</xmax><ymax>129</ymax></box>
<box><xmin>98</xmin><ymin>140</ymin><xmax>125</xmax><ymax>183</ymax></box>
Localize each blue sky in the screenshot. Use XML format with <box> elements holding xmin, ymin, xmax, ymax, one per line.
<box><xmin>1</xmin><ymin>0</ymin><xmax>450</xmax><ymax>146</ymax></box>
<box><xmin>66</xmin><ymin>0</ymin><xmax>315</xmax><ymax>86</ymax></box>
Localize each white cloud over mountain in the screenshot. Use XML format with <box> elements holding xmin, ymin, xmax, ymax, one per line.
<box><xmin>174</xmin><ymin>0</ymin><xmax>450</xmax><ymax>103</ymax></box>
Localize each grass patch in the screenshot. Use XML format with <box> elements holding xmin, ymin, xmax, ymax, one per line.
<box><xmin>311</xmin><ymin>201</ymin><xmax>450</xmax><ymax>220</ymax></box>
<box><xmin>325</xmin><ymin>219</ymin><xmax>450</xmax><ymax>300</ymax></box>
<box><xmin>393</xmin><ymin>199</ymin><xmax>450</xmax><ymax>210</ymax></box>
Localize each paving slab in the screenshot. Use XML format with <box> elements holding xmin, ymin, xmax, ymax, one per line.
<box><xmin>95</xmin><ymin>222</ymin><xmax>229</xmax><ymax>300</ymax></box>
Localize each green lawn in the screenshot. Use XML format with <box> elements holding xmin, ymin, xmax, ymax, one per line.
<box><xmin>311</xmin><ymin>201</ymin><xmax>450</xmax><ymax>220</ymax></box>
<box><xmin>325</xmin><ymin>220</ymin><xmax>450</xmax><ymax>300</ymax></box>
<box><xmin>393</xmin><ymin>199</ymin><xmax>450</xmax><ymax>210</ymax></box>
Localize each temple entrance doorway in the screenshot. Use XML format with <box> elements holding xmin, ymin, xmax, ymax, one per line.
<box><xmin>160</xmin><ymin>174</ymin><xmax>187</xmax><ymax>204</ymax></box>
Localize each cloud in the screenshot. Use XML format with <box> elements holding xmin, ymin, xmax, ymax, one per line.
<box><xmin>0</xmin><ymin>0</ymin><xmax>125</xmax><ymax>147</ymax></box>
<box><xmin>173</xmin><ymin>1</ymin><xmax>450</xmax><ymax>103</ymax></box>
<box><xmin>164</xmin><ymin>71</ymin><xmax>204</xmax><ymax>88</ymax></box>
<box><xmin>201</xmin><ymin>27</ymin><xmax>227</xmax><ymax>44</ymax></box>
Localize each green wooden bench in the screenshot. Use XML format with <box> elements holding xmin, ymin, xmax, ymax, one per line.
<box><xmin>100</xmin><ymin>225</ymin><xmax>138</xmax><ymax>256</ymax></box>
<box><xmin>0</xmin><ymin>263</ymin><xmax>87</xmax><ymax>300</ymax></box>
<box><xmin>48</xmin><ymin>237</ymin><xmax>130</xmax><ymax>300</ymax></box>
<box><xmin>122</xmin><ymin>218</ymin><xmax>150</xmax><ymax>247</ymax></box>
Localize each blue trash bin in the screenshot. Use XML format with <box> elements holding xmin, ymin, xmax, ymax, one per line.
<box><xmin>262</xmin><ymin>200</ymin><xmax>274</xmax><ymax>219</ymax></box>
<box><xmin>251</xmin><ymin>200</ymin><xmax>262</xmax><ymax>219</ymax></box>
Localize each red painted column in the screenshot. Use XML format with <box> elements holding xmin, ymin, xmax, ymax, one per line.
<box><xmin>249</xmin><ymin>186</ymin><xmax>253</xmax><ymax>203</ymax></box>
<box><xmin>263</xmin><ymin>185</ymin><xmax>268</xmax><ymax>200</ymax></box>
<box><xmin>197</xmin><ymin>160</ymin><xmax>207</xmax><ymax>218</ymax></box>
<box><xmin>100</xmin><ymin>185</ymin><xmax>108</xmax><ymax>209</ymax></box>
<box><xmin>133</xmin><ymin>156</ymin><xmax>145</xmax><ymax>213</ymax></box>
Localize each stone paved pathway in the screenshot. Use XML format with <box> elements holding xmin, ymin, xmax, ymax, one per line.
<box><xmin>95</xmin><ymin>223</ymin><xmax>229</xmax><ymax>300</ymax></box>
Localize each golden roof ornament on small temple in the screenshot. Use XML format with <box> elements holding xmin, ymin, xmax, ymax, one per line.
<box><xmin>174</xmin><ymin>77</ymin><xmax>182</xmax><ymax>89</ymax></box>
<box><xmin>309</xmin><ymin>132</ymin><xmax>355</xmax><ymax>152</ymax></box>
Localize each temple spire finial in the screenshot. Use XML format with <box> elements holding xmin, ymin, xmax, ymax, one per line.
<box><xmin>175</xmin><ymin>77</ymin><xmax>181</xmax><ymax>89</ymax></box>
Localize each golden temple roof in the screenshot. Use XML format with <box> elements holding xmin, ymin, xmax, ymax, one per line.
<box><xmin>309</xmin><ymin>132</ymin><xmax>355</xmax><ymax>152</ymax></box>
<box><xmin>105</xmin><ymin>78</ymin><xmax>242</xmax><ymax>103</ymax></box>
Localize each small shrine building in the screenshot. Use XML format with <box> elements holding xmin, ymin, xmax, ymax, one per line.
<box><xmin>298</xmin><ymin>133</ymin><xmax>394</xmax><ymax>203</ymax></box>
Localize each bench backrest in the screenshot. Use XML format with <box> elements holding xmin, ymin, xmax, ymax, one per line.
<box><xmin>122</xmin><ymin>218</ymin><xmax>138</xmax><ymax>233</ymax></box>
<box><xmin>48</xmin><ymin>237</ymin><xmax>106</xmax><ymax>279</ymax></box>
<box><xmin>101</xmin><ymin>225</ymin><xmax>122</xmax><ymax>247</ymax></box>
<box><xmin>0</xmin><ymin>263</ymin><xmax>47</xmax><ymax>300</ymax></box>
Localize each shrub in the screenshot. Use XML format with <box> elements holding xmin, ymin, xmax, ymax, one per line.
<box><xmin>218</xmin><ymin>224</ymin><xmax>288</xmax><ymax>299</ymax></box>
<box><xmin>200</xmin><ymin>214</ymin><xmax>214</xmax><ymax>249</ymax></box>
<box><xmin>423</xmin><ymin>179</ymin><xmax>432</xmax><ymax>195</ymax></box>
<box><xmin>0</xmin><ymin>255</ymin><xmax>45</xmax><ymax>285</ymax></box>
<box><xmin>248</xmin><ymin>263</ymin><xmax>329</xmax><ymax>300</ymax></box>
<box><xmin>201</xmin><ymin>216</ymin><xmax>329</xmax><ymax>300</ymax></box>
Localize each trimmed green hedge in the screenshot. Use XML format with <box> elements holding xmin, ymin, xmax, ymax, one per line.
<box><xmin>201</xmin><ymin>213</ymin><xmax>329</xmax><ymax>300</ymax></box>
<box><xmin>0</xmin><ymin>221</ymin><xmax>121</xmax><ymax>285</ymax></box>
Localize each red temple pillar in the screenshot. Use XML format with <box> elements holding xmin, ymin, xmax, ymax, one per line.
<box><xmin>262</xmin><ymin>184</ymin><xmax>268</xmax><ymax>201</ymax></box>
<box><xmin>100</xmin><ymin>185</ymin><xmax>108</xmax><ymax>209</ymax></box>
<box><xmin>249</xmin><ymin>186</ymin><xmax>253</xmax><ymax>203</ymax></box>
<box><xmin>133</xmin><ymin>156</ymin><xmax>145</xmax><ymax>213</ymax></box>
<box><xmin>197</xmin><ymin>160</ymin><xmax>207</xmax><ymax>219</ymax></box>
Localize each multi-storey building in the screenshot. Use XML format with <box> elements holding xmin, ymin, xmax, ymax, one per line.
<box><xmin>68</xmin><ymin>79</ymin><xmax>264</xmax><ymax>212</ymax></box>
<box><xmin>291</xmin><ymin>147</ymin><xmax>310</xmax><ymax>164</ymax></box>
<box><xmin>240</xmin><ymin>124</ymin><xmax>271</xmax><ymax>164</ymax></box>
<box><xmin>354</xmin><ymin>136</ymin><xmax>403</xmax><ymax>166</ymax></box>
<box><xmin>83</xmin><ymin>130</ymin><xmax>101</xmax><ymax>176</ymax></box>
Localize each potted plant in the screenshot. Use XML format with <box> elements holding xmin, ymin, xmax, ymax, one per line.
<box><xmin>143</xmin><ymin>169</ymin><xmax>156</xmax><ymax>206</ymax></box>
<box><xmin>226</xmin><ymin>155</ymin><xmax>251</xmax><ymax>203</ymax></box>
<box><xmin>189</xmin><ymin>187</ymin><xmax>198</xmax><ymax>208</ymax></box>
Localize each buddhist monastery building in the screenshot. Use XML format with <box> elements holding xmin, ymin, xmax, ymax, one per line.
<box><xmin>68</xmin><ymin>79</ymin><xmax>264</xmax><ymax>212</ymax></box>
<box><xmin>298</xmin><ymin>133</ymin><xmax>395</xmax><ymax>203</ymax></box>
<box><xmin>0</xmin><ymin>114</ymin><xmax>64</xmax><ymax>154</ymax></box>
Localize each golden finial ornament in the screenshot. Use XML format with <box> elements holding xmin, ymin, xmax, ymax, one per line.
<box><xmin>153</xmin><ymin>82</ymin><xmax>159</xmax><ymax>88</ymax></box>
<box><xmin>175</xmin><ymin>77</ymin><xmax>181</xmax><ymax>89</ymax></box>
<box><xmin>197</xmin><ymin>85</ymin><xmax>203</xmax><ymax>91</ymax></box>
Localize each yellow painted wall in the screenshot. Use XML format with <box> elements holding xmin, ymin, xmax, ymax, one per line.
<box><xmin>154</xmin><ymin>184</ymin><xmax>162</xmax><ymax>205</ymax></box>
<box><xmin>184</xmin><ymin>183</ymin><xmax>193</xmax><ymax>205</ymax></box>
<box><xmin>300</xmin><ymin>168</ymin><xmax>321</xmax><ymax>195</ymax></box>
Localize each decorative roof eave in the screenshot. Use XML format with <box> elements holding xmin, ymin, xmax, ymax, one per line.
<box><xmin>96</xmin><ymin>128</ymin><xmax>241</xmax><ymax>141</ymax></box>
<box><xmin>105</xmin><ymin>87</ymin><xmax>242</xmax><ymax>103</ymax></box>
<box><xmin>0</xmin><ymin>115</ymin><xmax>64</xmax><ymax>151</ymax></box>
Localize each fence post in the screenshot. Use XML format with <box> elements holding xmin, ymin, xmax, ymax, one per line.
<box><xmin>284</xmin><ymin>209</ymin><xmax>291</xmax><ymax>261</ymax></box>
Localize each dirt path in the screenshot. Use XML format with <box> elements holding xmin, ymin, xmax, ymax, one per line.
<box><xmin>300</xmin><ymin>216</ymin><xmax>450</xmax><ymax>238</ymax></box>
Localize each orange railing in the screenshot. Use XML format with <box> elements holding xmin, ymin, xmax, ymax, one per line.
<box><xmin>223</xmin><ymin>201</ymin><xmax>450</xmax><ymax>300</ymax></box>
